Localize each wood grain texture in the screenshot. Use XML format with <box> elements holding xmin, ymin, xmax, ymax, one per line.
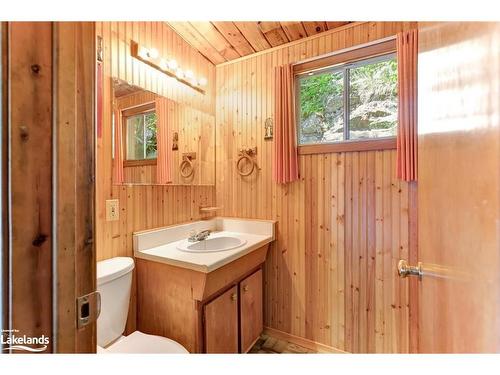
<box><xmin>96</xmin><ymin>20</ymin><xmax>216</xmax><ymax>262</ymax></box>
<box><xmin>9</xmin><ymin>22</ymin><xmax>53</xmax><ymax>353</ymax></box>
<box><xmin>240</xmin><ymin>269</ymin><xmax>264</xmax><ymax>352</ymax></box>
<box><xmin>204</xmin><ymin>286</ymin><xmax>239</xmax><ymax>353</ymax></box>
<box><xmin>136</xmin><ymin>246</ymin><xmax>268</xmax><ymax>353</ymax></box>
<box><xmin>170</xmin><ymin>22</ymin><xmax>353</xmax><ymax>64</ymax></box>
<box><xmin>0</xmin><ymin>22</ymin><xmax>8</xmax><ymax>341</ymax></box>
<box><xmin>417</xmin><ymin>22</ymin><xmax>500</xmax><ymax>353</ymax></box>
<box><xmin>55</xmin><ymin>22</ymin><xmax>96</xmax><ymax>353</ymax></box>
<box><xmin>215</xmin><ymin>21</ymin><xmax>417</xmax><ymax>353</ymax></box>
<box><xmin>96</xmin><ymin>22</ymin><xmax>216</xmax><ymax>332</ymax></box>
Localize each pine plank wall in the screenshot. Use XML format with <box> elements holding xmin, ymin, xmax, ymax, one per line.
<box><xmin>96</xmin><ymin>21</ymin><xmax>216</xmax><ymax>263</ymax></box>
<box><xmin>96</xmin><ymin>21</ymin><xmax>418</xmax><ymax>353</ymax></box>
<box><xmin>215</xmin><ymin>21</ymin><xmax>418</xmax><ymax>353</ymax></box>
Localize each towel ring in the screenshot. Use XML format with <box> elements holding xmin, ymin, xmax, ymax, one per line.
<box><xmin>180</xmin><ymin>158</ymin><xmax>194</xmax><ymax>178</ymax></box>
<box><xmin>236</xmin><ymin>151</ymin><xmax>255</xmax><ymax>177</ymax></box>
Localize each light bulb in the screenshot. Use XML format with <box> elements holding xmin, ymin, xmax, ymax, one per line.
<box><xmin>149</xmin><ymin>48</ymin><xmax>159</xmax><ymax>59</ymax></box>
<box><xmin>185</xmin><ymin>70</ymin><xmax>194</xmax><ymax>79</ymax></box>
<box><xmin>168</xmin><ymin>59</ymin><xmax>178</xmax><ymax>70</ymax></box>
<box><xmin>198</xmin><ymin>77</ymin><xmax>207</xmax><ymax>86</ymax></box>
<box><xmin>138</xmin><ymin>47</ymin><xmax>149</xmax><ymax>60</ymax></box>
<box><xmin>176</xmin><ymin>68</ymin><xmax>184</xmax><ymax>79</ymax></box>
<box><xmin>159</xmin><ymin>59</ymin><xmax>168</xmax><ymax>71</ymax></box>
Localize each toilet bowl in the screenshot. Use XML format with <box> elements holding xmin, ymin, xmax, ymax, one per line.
<box><xmin>97</xmin><ymin>257</ymin><xmax>188</xmax><ymax>354</ymax></box>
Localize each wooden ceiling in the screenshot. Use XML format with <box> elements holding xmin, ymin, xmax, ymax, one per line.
<box><xmin>167</xmin><ymin>22</ymin><xmax>351</xmax><ymax>65</ymax></box>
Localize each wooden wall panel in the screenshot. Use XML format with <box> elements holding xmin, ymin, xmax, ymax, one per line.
<box><xmin>96</xmin><ymin>21</ymin><xmax>215</xmax><ymax>337</ymax></box>
<box><xmin>55</xmin><ymin>22</ymin><xmax>96</xmax><ymax>353</ymax></box>
<box><xmin>96</xmin><ymin>21</ymin><xmax>216</xmax><ymax>267</ymax></box>
<box><xmin>215</xmin><ymin>21</ymin><xmax>417</xmax><ymax>353</ymax></box>
<box><xmin>9</xmin><ymin>22</ymin><xmax>53</xmax><ymax>353</ymax></box>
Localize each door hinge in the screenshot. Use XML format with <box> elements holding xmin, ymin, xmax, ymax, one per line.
<box><xmin>77</xmin><ymin>291</ymin><xmax>101</xmax><ymax>329</ymax></box>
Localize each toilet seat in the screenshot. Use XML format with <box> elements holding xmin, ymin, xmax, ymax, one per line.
<box><xmin>99</xmin><ymin>331</ymin><xmax>189</xmax><ymax>354</ymax></box>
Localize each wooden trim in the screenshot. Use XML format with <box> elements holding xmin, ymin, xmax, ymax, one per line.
<box><xmin>121</xmin><ymin>102</ymin><xmax>157</xmax><ymax>166</ymax></box>
<box><xmin>216</xmin><ymin>21</ymin><xmax>368</xmax><ymax>67</ymax></box>
<box><xmin>298</xmin><ymin>137</ymin><xmax>397</xmax><ymax>155</ymax></box>
<box><xmin>1</xmin><ymin>22</ymin><xmax>9</xmax><ymax>343</ymax></box>
<box><xmin>293</xmin><ymin>39</ymin><xmax>396</xmax><ymax>75</ymax></box>
<box><xmin>408</xmin><ymin>181</ymin><xmax>419</xmax><ymax>353</ymax></box>
<box><xmin>263</xmin><ymin>327</ymin><xmax>348</xmax><ymax>353</ymax></box>
<box><xmin>121</xmin><ymin>102</ymin><xmax>155</xmax><ymax>117</ymax></box>
<box><xmin>123</xmin><ymin>159</ymin><xmax>157</xmax><ymax>167</ymax></box>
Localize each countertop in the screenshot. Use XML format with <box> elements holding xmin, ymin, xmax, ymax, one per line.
<box><xmin>134</xmin><ymin>230</ymin><xmax>273</xmax><ymax>273</ymax></box>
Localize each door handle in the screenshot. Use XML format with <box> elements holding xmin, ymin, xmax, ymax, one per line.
<box><xmin>398</xmin><ymin>260</ymin><xmax>423</xmax><ymax>279</ymax></box>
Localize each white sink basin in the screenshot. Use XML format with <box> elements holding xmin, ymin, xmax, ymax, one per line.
<box><xmin>176</xmin><ymin>236</ymin><xmax>247</xmax><ymax>253</ymax></box>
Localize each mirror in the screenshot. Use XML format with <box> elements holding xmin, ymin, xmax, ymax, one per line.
<box><xmin>112</xmin><ymin>78</ymin><xmax>215</xmax><ymax>186</ymax></box>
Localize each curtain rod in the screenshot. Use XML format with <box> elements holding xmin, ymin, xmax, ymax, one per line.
<box><xmin>291</xmin><ymin>35</ymin><xmax>397</xmax><ymax>67</ymax></box>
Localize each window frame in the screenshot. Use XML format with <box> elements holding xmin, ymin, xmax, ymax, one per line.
<box><xmin>121</xmin><ymin>102</ymin><xmax>157</xmax><ymax>167</ymax></box>
<box><xmin>294</xmin><ymin>40</ymin><xmax>398</xmax><ymax>155</ymax></box>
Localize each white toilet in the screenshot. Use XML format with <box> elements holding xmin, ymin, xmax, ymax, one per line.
<box><xmin>97</xmin><ymin>256</ymin><xmax>188</xmax><ymax>353</ymax></box>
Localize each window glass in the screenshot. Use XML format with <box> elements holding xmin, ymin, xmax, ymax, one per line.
<box><xmin>126</xmin><ymin>111</ymin><xmax>157</xmax><ymax>160</ymax></box>
<box><xmin>297</xmin><ymin>54</ymin><xmax>397</xmax><ymax>145</ymax></box>
<box><xmin>144</xmin><ymin>112</ymin><xmax>157</xmax><ymax>159</ymax></box>
<box><xmin>349</xmin><ymin>59</ymin><xmax>397</xmax><ymax>140</ymax></box>
<box><xmin>298</xmin><ymin>70</ymin><xmax>344</xmax><ymax>144</ymax></box>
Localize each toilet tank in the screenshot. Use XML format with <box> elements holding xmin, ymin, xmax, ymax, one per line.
<box><xmin>96</xmin><ymin>257</ymin><xmax>135</xmax><ymax>347</ymax></box>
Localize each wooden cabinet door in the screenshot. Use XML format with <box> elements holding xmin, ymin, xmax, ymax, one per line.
<box><xmin>204</xmin><ymin>286</ymin><xmax>239</xmax><ymax>353</ymax></box>
<box><xmin>239</xmin><ymin>269</ymin><xmax>263</xmax><ymax>352</ymax></box>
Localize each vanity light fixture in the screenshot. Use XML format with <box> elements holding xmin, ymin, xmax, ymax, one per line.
<box><xmin>130</xmin><ymin>40</ymin><xmax>207</xmax><ymax>94</ymax></box>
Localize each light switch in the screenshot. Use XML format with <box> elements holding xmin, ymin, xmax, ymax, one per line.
<box><xmin>106</xmin><ymin>199</ymin><xmax>119</xmax><ymax>221</ymax></box>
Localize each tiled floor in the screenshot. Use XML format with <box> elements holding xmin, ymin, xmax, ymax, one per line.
<box><xmin>249</xmin><ymin>333</ymin><xmax>316</xmax><ymax>354</ymax></box>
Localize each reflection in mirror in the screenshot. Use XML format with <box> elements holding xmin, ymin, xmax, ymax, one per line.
<box><xmin>112</xmin><ymin>78</ymin><xmax>215</xmax><ymax>186</ymax></box>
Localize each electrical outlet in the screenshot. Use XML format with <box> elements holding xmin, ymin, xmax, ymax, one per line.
<box><xmin>106</xmin><ymin>199</ymin><xmax>119</xmax><ymax>221</ymax></box>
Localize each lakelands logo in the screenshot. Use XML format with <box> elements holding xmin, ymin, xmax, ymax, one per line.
<box><xmin>2</xmin><ymin>329</ymin><xmax>49</xmax><ymax>352</ymax></box>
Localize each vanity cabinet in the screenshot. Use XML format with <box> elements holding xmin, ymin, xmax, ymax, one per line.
<box><xmin>204</xmin><ymin>269</ymin><xmax>263</xmax><ymax>353</ymax></box>
<box><xmin>136</xmin><ymin>244</ymin><xmax>269</xmax><ymax>353</ymax></box>
<box><xmin>239</xmin><ymin>269</ymin><xmax>263</xmax><ymax>352</ymax></box>
<box><xmin>204</xmin><ymin>286</ymin><xmax>239</xmax><ymax>353</ymax></box>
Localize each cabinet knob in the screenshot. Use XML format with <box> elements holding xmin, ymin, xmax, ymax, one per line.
<box><xmin>231</xmin><ymin>293</ymin><xmax>237</xmax><ymax>301</ymax></box>
<box><xmin>243</xmin><ymin>285</ymin><xmax>249</xmax><ymax>292</ymax></box>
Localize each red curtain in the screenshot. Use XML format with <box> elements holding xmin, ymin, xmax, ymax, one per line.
<box><xmin>155</xmin><ymin>97</ymin><xmax>173</xmax><ymax>184</ymax></box>
<box><xmin>112</xmin><ymin>108</ymin><xmax>124</xmax><ymax>184</ymax></box>
<box><xmin>396</xmin><ymin>29</ymin><xmax>418</xmax><ymax>181</ymax></box>
<box><xmin>272</xmin><ymin>64</ymin><xmax>299</xmax><ymax>184</ymax></box>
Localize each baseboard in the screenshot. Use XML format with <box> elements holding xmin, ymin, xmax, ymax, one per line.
<box><xmin>263</xmin><ymin>327</ymin><xmax>348</xmax><ymax>354</ymax></box>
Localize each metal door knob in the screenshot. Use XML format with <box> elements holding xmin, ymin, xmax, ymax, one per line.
<box><xmin>398</xmin><ymin>260</ymin><xmax>423</xmax><ymax>279</ymax></box>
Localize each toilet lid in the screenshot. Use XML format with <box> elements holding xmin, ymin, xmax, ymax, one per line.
<box><xmin>103</xmin><ymin>331</ymin><xmax>189</xmax><ymax>354</ymax></box>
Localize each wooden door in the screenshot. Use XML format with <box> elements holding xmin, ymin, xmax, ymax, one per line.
<box><xmin>1</xmin><ymin>22</ymin><xmax>96</xmax><ymax>354</ymax></box>
<box><xmin>204</xmin><ymin>286</ymin><xmax>239</xmax><ymax>353</ymax></box>
<box><xmin>417</xmin><ymin>22</ymin><xmax>500</xmax><ymax>353</ymax></box>
<box><xmin>240</xmin><ymin>269</ymin><xmax>263</xmax><ymax>352</ymax></box>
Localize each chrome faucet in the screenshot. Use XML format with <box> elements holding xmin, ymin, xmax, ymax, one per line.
<box><xmin>188</xmin><ymin>229</ymin><xmax>211</xmax><ymax>242</ymax></box>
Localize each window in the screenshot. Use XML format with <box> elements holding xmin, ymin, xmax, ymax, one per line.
<box><xmin>296</xmin><ymin>46</ymin><xmax>398</xmax><ymax>149</ymax></box>
<box><xmin>122</xmin><ymin>103</ymin><xmax>157</xmax><ymax>165</ymax></box>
